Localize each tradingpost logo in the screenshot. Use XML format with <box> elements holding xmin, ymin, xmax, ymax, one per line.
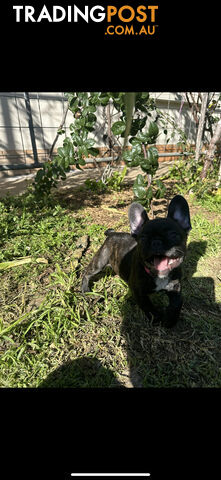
<box><xmin>12</xmin><ymin>3</ymin><xmax>159</xmax><ymax>37</ymax></box>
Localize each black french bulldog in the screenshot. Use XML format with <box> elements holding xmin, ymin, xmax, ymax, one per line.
<box><xmin>82</xmin><ymin>195</ymin><xmax>191</xmax><ymax>327</ymax></box>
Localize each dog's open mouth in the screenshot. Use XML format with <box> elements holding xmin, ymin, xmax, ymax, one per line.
<box><xmin>145</xmin><ymin>255</ymin><xmax>183</xmax><ymax>273</ymax></box>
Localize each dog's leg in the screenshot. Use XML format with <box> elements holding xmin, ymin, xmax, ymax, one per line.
<box><xmin>81</xmin><ymin>242</ymin><xmax>111</xmax><ymax>293</ymax></box>
<box><xmin>131</xmin><ymin>287</ymin><xmax>160</xmax><ymax>322</ymax></box>
<box><xmin>164</xmin><ymin>291</ymin><xmax>183</xmax><ymax>327</ymax></box>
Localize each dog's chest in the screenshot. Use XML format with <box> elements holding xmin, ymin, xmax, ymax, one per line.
<box><xmin>154</xmin><ymin>275</ymin><xmax>181</xmax><ymax>292</ymax></box>
<box><xmin>154</xmin><ymin>275</ymin><xmax>169</xmax><ymax>292</ymax></box>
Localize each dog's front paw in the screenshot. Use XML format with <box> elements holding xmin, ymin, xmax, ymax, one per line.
<box><xmin>147</xmin><ymin>309</ymin><xmax>177</xmax><ymax>328</ymax></box>
<box><xmin>146</xmin><ymin>310</ymin><xmax>161</xmax><ymax>325</ymax></box>
<box><xmin>81</xmin><ymin>276</ymin><xmax>91</xmax><ymax>293</ymax></box>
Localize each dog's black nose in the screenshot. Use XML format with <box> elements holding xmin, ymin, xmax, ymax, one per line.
<box><xmin>151</xmin><ymin>239</ymin><xmax>163</xmax><ymax>252</ymax></box>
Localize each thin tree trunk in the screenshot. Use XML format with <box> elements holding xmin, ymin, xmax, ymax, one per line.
<box><xmin>195</xmin><ymin>93</ymin><xmax>208</xmax><ymax>164</ymax></box>
<box><xmin>106</xmin><ymin>101</ymin><xmax>114</xmax><ymax>161</ymax></box>
<box><xmin>216</xmin><ymin>159</ymin><xmax>221</xmax><ymax>188</ymax></box>
<box><xmin>201</xmin><ymin>118</ymin><xmax>221</xmax><ymax>180</ymax></box>
<box><xmin>123</xmin><ymin>92</ymin><xmax>136</xmax><ymax>149</ymax></box>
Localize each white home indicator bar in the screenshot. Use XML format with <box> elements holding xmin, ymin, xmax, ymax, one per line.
<box><xmin>71</xmin><ymin>475</ymin><xmax>150</xmax><ymax>477</ymax></box>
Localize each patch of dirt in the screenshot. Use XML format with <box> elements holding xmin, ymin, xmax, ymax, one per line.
<box><xmin>199</xmin><ymin>254</ymin><xmax>221</xmax><ymax>283</ymax></box>
<box><xmin>54</xmin><ymin>162</ymin><xmax>176</xmax><ymax>227</ymax></box>
<box><xmin>117</xmin><ymin>366</ymin><xmax>143</xmax><ymax>388</ymax></box>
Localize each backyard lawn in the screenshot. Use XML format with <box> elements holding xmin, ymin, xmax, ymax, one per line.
<box><xmin>0</xmin><ymin>172</ymin><xmax>221</xmax><ymax>387</ymax></box>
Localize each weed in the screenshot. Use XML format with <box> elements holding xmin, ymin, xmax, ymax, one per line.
<box><xmin>169</xmin><ymin>155</ymin><xmax>220</xmax><ymax>201</ymax></box>
<box><xmin>84</xmin><ymin>166</ymin><xmax>128</xmax><ymax>194</ymax></box>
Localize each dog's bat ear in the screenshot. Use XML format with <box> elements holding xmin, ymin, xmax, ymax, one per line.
<box><xmin>167</xmin><ymin>195</ymin><xmax>192</xmax><ymax>233</ymax></box>
<box><xmin>128</xmin><ymin>202</ymin><xmax>149</xmax><ymax>236</ymax></box>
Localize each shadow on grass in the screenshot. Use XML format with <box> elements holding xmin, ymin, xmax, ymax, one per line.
<box><xmin>38</xmin><ymin>357</ymin><xmax>122</xmax><ymax>388</ymax></box>
<box><xmin>38</xmin><ymin>240</ymin><xmax>221</xmax><ymax>388</ymax></box>
<box><xmin>0</xmin><ymin>182</ymin><xmax>105</xmax><ymax>218</ymax></box>
<box><xmin>120</xmin><ymin>240</ymin><xmax>221</xmax><ymax>387</ymax></box>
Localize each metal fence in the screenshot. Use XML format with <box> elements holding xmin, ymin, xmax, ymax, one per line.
<box><xmin>0</xmin><ymin>92</ymin><xmax>220</xmax><ymax>177</ymax></box>
<box><xmin>0</xmin><ymin>92</ymin><xmax>68</xmax><ymax>174</ymax></box>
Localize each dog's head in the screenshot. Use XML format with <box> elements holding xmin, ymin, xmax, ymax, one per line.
<box><xmin>129</xmin><ymin>195</ymin><xmax>191</xmax><ymax>278</ymax></box>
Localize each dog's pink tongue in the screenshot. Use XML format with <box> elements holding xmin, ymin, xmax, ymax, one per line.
<box><xmin>154</xmin><ymin>256</ymin><xmax>169</xmax><ymax>271</ymax></box>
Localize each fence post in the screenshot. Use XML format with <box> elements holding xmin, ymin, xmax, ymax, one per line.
<box><xmin>23</xmin><ymin>92</ymin><xmax>39</xmax><ymax>166</ymax></box>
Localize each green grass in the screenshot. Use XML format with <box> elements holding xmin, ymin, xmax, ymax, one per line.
<box><xmin>0</xmin><ymin>187</ymin><xmax>221</xmax><ymax>387</ymax></box>
<box><xmin>191</xmin><ymin>192</ymin><xmax>221</xmax><ymax>213</ymax></box>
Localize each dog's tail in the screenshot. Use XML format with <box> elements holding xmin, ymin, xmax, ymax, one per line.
<box><xmin>104</xmin><ymin>228</ymin><xmax>115</xmax><ymax>236</ymax></box>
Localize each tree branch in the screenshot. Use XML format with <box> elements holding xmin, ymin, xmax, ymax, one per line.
<box><xmin>48</xmin><ymin>100</ymin><xmax>70</xmax><ymax>160</ymax></box>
